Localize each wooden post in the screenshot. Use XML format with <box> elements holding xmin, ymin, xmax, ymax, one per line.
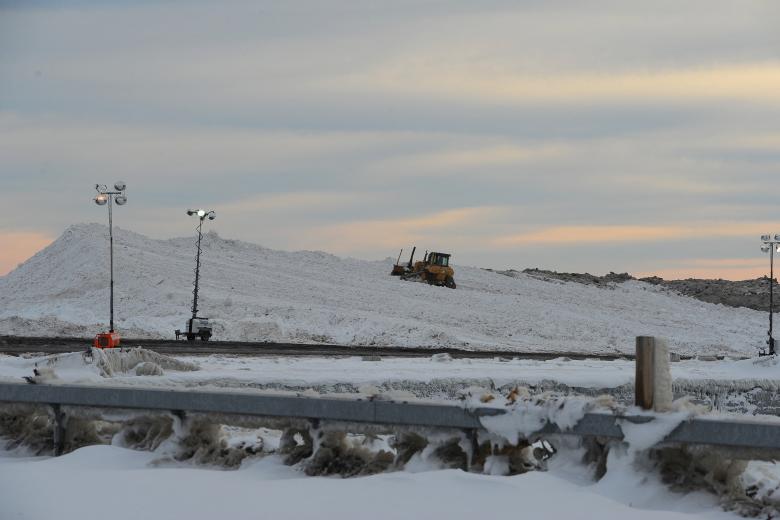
<box><xmin>635</xmin><ymin>336</ymin><xmax>673</xmax><ymax>411</ymax></box>
<box><xmin>635</xmin><ymin>336</ymin><xmax>655</xmax><ymax>410</ymax></box>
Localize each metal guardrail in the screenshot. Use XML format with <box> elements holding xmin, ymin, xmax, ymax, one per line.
<box><xmin>0</xmin><ymin>383</ymin><xmax>500</xmax><ymax>429</ymax></box>
<box><xmin>1</xmin><ymin>383</ymin><xmax>780</xmax><ymax>456</ymax></box>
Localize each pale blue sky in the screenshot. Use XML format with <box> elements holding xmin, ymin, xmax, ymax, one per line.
<box><xmin>1</xmin><ymin>0</ymin><xmax>779</xmax><ymax>278</ymax></box>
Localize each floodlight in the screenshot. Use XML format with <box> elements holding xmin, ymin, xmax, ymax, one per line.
<box><xmin>762</xmin><ymin>245</ymin><xmax>771</xmax><ymax>253</ymax></box>
<box><xmin>762</xmin><ymin>235</ymin><xmax>771</xmax><ymax>242</ymax></box>
<box><xmin>114</xmin><ymin>181</ymin><xmax>126</xmax><ymax>191</ymax></box>
<box><xmin>776</xmin><ymin>245</ymin><xmax>780</xmax><ymax>253</ymax></box>
<box><xmin>197</xmin><ymin>210</ymin><xmax>206</xmax><ymax>217</ymax></box>
<box><xmin>187</xmin><ymin>209</ymin><xmax>195</xmax><ymax>215</ymax></box>
<box><xmin>775</xmin><ymin>235</ymin><xmax>780</xmax><ymax>242</ymax></box>
<box><xmin>95</xmin><ymin>194</ymin><xmax>108</xmax><ymax>206</ymax></box>
<box><xmin>208</xmin><ymin>212</ymin><xmax>216</xmax><ymax>221</ymax></box>
<box><xmin>115</xmin><ymin>195</ymin><xmax>127</xmax><ymax>205</ymax></box>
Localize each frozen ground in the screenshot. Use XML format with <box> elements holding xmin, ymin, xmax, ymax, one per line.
<box><xmin>0</xmin><ymin>223</ymin><xmax>770</xmax><ymax>356</ymax></box>
<box><xmin>0</xmin><ymin>444</ymin><xmax>739</xmax><ymax>520</ymax></box>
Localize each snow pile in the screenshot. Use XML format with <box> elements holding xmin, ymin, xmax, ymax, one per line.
<box><xmin>741</xmin><ymin>461</ymin><xmax>780</xmax><ymax>511</ymax></box>
<box><xmin>0</xmin><ymin>223</ymin><xmax>770</xmax><ymax>355</ymax></box>
<box><xmin>477</xmin><ymin>389</ymin><xmax>600</xmax><ymax>445</ymax></box>
<box><xmin>475</xmin><ymin>391</ymin><xmax>780</xmax><ymax>515</ymax></box>
<box><xmin>91</xmin><ymin>347</ymin><xmax>199</xmax><ymax>377</ymax></box>
<box><xmin>0</xmin><ymin>347</ymin><xmax>198</xmax><ymax>384</ymax></box>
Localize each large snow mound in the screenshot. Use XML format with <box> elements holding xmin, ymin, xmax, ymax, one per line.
<box><xmin>0</xmin><ymin>223</ymin><xmax>768</xmax><ymax>355</ymax></box>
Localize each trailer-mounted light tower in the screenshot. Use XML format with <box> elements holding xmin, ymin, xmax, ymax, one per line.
<box><xmin>92</xmin><ymin>182</ymin><xmax>127</xmax><ymax>349</ymax></box>
<box><xmin>760</xmin><ymin>234</ymin><xmax>780</xmax><ymax>356</ymax></box>
<box><xmin>177</xmin><ymin>209</ymin><xmax>216</xmax><ymax>341</ymax></box>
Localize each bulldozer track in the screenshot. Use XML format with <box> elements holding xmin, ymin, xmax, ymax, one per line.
<box><xmin>0</xmin><ymin>335</ymin><xmax>632</xmax><ymax>360</ymax></box>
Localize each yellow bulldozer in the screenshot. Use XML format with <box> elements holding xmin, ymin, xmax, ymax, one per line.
<box><xmin>391</xmin><ymin>247</ymin><xmax>456</xmax><ymax>289</ymax></box>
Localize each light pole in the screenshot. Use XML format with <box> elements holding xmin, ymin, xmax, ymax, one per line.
<box><xmin>93</xmin><ymin>182</ymin><xmax>127</xmax><ymax>349</ymax></box>
<box><xmin>760</xmin><ymin>234</ymin><xmax>780</xmax><ymax>356</ymax></box>
<box><xmin>182</xmin><ymin>209</ymin><xmax>216</xmax><ymax>341</ymax></box>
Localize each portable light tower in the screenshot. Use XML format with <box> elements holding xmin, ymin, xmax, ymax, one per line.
<box><xmin>92</xmin><ymin>182</ymin><xmax>127</xmax><ymax>349</ymax></box>
<box><xmin>178</xmin><ymin>208</ymin><xmax>216</xmax><ymax>341</ymax></box>
<box><xmin>760</xmin><ymin>234</ymin><xmax>780</xmax><ymax>356</ymax></box>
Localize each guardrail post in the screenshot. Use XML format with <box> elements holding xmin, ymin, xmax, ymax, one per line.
<box><xmin>51</xmin><ymin>404</ymin><xmax>66</xmax><ymax>456</ymax></box>
<box><xmin>464</xmin><ymin>428</ymin><xmax>480</xmax><ymax>471</ymax></box>
<box><xmin>635</xmin><ymin>336</ymin><xmax>673</xmax><ymax>411</ymax></box>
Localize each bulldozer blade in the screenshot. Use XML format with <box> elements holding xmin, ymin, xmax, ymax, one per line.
<box><xmin>390</xmin><ymin>265</ymin><xmax>407</xmax><ymax>276</ymax></box>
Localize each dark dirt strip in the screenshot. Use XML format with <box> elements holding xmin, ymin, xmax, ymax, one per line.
<box><xmin>0</xmin><ymin>336</ymin><xmax>632</xmax><ymax>360</ymax></box>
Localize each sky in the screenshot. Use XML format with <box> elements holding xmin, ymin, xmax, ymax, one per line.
<box><xmin>1</xmin><ymin>0</ymin><xmax>779</xmax><ymax>279</ymax></box>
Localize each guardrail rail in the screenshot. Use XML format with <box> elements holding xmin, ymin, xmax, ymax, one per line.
<box><xmin>2</xmin><ymin>383</ymin><xmax>780</xmax><ymax>459</ymax></box>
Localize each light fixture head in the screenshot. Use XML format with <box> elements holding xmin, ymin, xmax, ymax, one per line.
<box><xmin>115</xmin><ymin>195</ymin><xmax>127</xmax><ymax>205</ymax></box>
<box><xmin>186</xmin><ymin>209</ymin><xmax>195</xmax><ymax>216</ymax></box>
<box><xmin>762</xmin><ymin>234</ymin><xmax>771</xmax><ymax>242</ymax></box>
<box><xmin>762</xmin><ymin>245</ymin><xmax>771</xmax><ymax>253</ymax></box>
<box><xmin>114</xmin><ymin>181</ymin><xmax>126</xmax><ymax>192</ymax></box>
<box><xmin>774</xmin><ymin>234</ymin><xmax>780</xmax><ymax>242</ymax></box>
<box><xmin>94</xmin><ymin>194</ymin><xmax>108</xmax><ymax>206</ymax></box>
<box><xmin>197</xmin><ymin>209</ymin><xmax>206</xmax><ymax>218</ymax></box>
<box><xmin>208</xmin><ymin>212</ymin><xmax>216</xmax><ymax>220</ymax></box>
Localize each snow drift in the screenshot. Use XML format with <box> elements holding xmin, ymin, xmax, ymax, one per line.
<box><xmin>1</xmin><ymin>385</ymin><xmax>775</xmax><ymax>517</ymax></box>
<box><xmin>0</xmin><ymin>223</ymin><xmax>768</xmax><ymax>355</ymax></box>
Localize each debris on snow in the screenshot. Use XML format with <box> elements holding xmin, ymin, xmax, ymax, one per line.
<box><xmin>22</xmin><ymin>366</ymin><xmax>59</xmax><ymax>385</ymax></box>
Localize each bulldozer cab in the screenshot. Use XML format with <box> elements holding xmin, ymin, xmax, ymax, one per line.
<box><xmin>426</xmin><ymin>252</ymin><xmax>450</xmax><ymax>267</ymax></box>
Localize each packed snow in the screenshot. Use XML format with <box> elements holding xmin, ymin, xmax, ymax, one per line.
<box><xmin>2</xmin><ymin>349</ymin><xmax>779</xmax><ymax>393</ymax></box>
<box><xmin>0</xmin><ymin>223</ymin><xmax>771</xmax><ymax>356</ymax></box>
<box><xmin>0</xmin><ymin>445</ymin><xmax>739</xmax><ymax>520</ymax></box>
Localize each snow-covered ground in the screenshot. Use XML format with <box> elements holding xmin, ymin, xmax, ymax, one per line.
<box><xmin>2</xmin><ymin>348</ymin><xmax>779</xmax><ymax>518</ymax></box>
<box><xmin>0</xmin><ymin>444</ymin><xmax>739</xmax><ymax>520</ymax></box>
<box><xmin>2</xmin><ymin>225</ymin><xmax>777</xmax><ymax>518</ymax></box>
<box><xmin>1</xmin><ymin>350</ymin><xmax>778</xmax><ymax>391</ymax></box>
<box><xmin>0</xmin><ymin>223</ymin><xmax>770</xmax><ymax>356</ymax></box>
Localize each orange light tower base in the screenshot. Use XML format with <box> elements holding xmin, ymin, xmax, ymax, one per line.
<box><xmin>93</xmin><ymin>331</ymin><xmax>121</xmax><ymax>349</ymax></box>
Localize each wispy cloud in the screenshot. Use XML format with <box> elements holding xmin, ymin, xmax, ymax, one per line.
<box><xmin>330</xmin><ymin>63</ymin><xmax>780</xmax><ymax>106</ymax></box>
<box><xmin>364</xmin><ymin>144</ymin><xmax>568</xmax><ymax>178</ymax></box>
<box><xmin>494</xmin><ymin>223</ymin><xmax>775</xmax><ymax>247</ymax></box>
<box><xmin>295</xmin><ymin>206</ymin><xmax>507</xmax><ymax>253</ymax></box>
